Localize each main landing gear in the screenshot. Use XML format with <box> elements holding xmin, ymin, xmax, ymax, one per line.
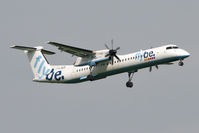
<box><xmin>87</xmin><ymin>66</ymin><xmax>95</xmax><ymax>81</ymax></box>
<box><xmin>126</xmin><ymin>71</ymin><xmax>136</xmax><ymax>88</ymax></box>
<box><xmin>87</xmin><ymin>74</ymin><xmax>94</xmax><ymax>81</ymax></box>
<box><xmin>178</xmin><ymin>60</ymin><xmax>184</xmax><ymax>66</ymax></box>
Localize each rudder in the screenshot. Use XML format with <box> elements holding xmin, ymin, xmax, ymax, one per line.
<box><xmin>10</xmin><ymin>45</ymin><xmax>55</xmax><ymax>80</ymax></box>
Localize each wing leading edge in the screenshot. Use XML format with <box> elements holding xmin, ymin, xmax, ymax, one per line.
<box><xmin>47</xmin><ymin>41</ymin><xmax>95</xmax><ymax>57</ymax></box>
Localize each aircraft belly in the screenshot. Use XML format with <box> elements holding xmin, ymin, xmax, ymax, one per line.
<box><xmin>64</xmin><ymin>56</ymin><xmax>182</xmax><ymax>84</ymax></box>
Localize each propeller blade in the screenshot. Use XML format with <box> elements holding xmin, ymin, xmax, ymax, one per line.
<box><xmin>115</xmin><ymin>47</ymin><xmax>120</xmax><ymax>51</ymax></box>
<box><xmin>104</xmin><ymin>39</ymin><xmax>121</xmax><ymax>65</ymax></box>
<box><xmin>105</xmin><ymin>53</ymin><xmax>110</xmax><ymax>57</ymax></box>
<box><xmin>149</xmin><ymin>66</ymin><xmax>152</xmax><ymax>72</ymax></box>
<box><xmin>104</xmin><ymin>44</ymin><xmax>109</xmax><ymax>49</ymax></box>
<box><xmin>111</xmin><ymin>39</ymin><xmax>113</xmax><ymax>50</ymax></box>
<box><xmin>114</xmin><ymin>55</ymin><xmax>121</xmax><ymax>61</ymax></box>
<box><xmin>111</xmin><ymin>56</ymin><xmax>114</xmax><ymax>65</ymax></box>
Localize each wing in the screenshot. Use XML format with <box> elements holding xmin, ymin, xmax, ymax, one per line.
<box><xmin>47</xmin><ymin>41</ymin><xmax>95</xmax><ymax>57</ymax></box>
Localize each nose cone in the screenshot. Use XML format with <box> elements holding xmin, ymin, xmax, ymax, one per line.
<box><xmin>183</xmin><ymin>50</ymin><xmax>190</xmax><ymax>58</ymax></box>
<box><xmin>181</xmin><ymin>50</ymin><xmax>190</xmax><ymax>59</ymax></box>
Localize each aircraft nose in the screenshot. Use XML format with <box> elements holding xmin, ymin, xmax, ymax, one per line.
<box><xmin>182</xmin><ymin>50</ymin><xmax>190</xmax><ymax>58</ymax></box>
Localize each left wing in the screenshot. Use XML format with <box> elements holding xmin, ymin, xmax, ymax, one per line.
<box><xmin>47</xmin><ymin>41</ymin><xmax>95</xmax><ymax>57</ymax></box>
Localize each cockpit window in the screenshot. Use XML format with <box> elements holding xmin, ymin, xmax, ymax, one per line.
<box><xmin>166</xmin><ymin>46</ymin><xmax>179</xmax><ymax>50</ymax></box>
<box><xmin>166</xmin><ymin>47</ymin><xmax>172</xmax><ymax>50</ymax></box>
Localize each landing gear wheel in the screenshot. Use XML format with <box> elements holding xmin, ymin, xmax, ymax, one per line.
<box><xmin>126</xmin><ymin>71</ymin><xmax>136</xmax><ymax>88</ymax></box>
<box><xmin>126</xmin><ymin>81</ymin><xmax>133</xmax><ymax>88</ymax></box>
<box><xmin>178</xmin><ymin>61</ymin><xmax>184</xmax><ymax>66</ymax></box>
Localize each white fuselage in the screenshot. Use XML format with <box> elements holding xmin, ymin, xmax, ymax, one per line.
<box><xmin>34</xmin><ymin>45</ymin><xmax>190</xmax><ymax>83</ymax></box>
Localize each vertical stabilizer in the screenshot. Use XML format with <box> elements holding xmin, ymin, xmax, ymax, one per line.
<box><xmin>10</xmin><ymin>45</ymin><xmax>55</xmax><ymax>80</ymax></box>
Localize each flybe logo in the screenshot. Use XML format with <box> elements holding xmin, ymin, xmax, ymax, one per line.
<box><xmin>143</xmin><ymin>51</ymin><xmax>155</xmax><ymax>61</ymax></box>
<box><xmin>34</xmin><ymin>55</ymin><xmax>64</xmax><ymax>81</ymax></box>
<box><xmin>46</xmin><ymin>68</ymin><xmax>64</xmax><ymax>81</ymax></box>
<box><xmin>134</xmin><ymin>51</ymin><xmax>155</xmax><ymax>61</ymax></box>
<box><xmin>34</xmin><ymin>55</ymin><xmax>51</xmax><ymax>79</ymax></box>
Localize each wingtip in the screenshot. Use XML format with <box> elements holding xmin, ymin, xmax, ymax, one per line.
<box><xmin>46</xmin><ymin>41</ymin><xmax>51</xmax><ymax>44</ymax></box>
<box><xmin>46</xmin><ymin>41</ymin><xmax>54</xmax><ymax>44</ymax></box>
<box><xmin>10</xmin><ymin>45</ymin><xmax>16</xmax><ymax>48</ymax></box>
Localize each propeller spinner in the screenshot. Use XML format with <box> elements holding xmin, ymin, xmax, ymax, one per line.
<box><xmin>105</xmin><ymin>40</ymin><xmax>121</xmax><ymax>64</ymax></box>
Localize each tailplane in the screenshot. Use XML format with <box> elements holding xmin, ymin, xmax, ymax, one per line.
<box><xmin>10</xmin><ymin>45</ymin><xmax>55</xmax><ymax>80</ymax></box>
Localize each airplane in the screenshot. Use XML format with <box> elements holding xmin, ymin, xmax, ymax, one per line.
<box><xmin>10</xmin><ymin>40</ymin><xmax>190</xmax><ymax>88</ymax></box>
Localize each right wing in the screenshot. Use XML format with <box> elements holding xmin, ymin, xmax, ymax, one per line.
<box><xmin>47</xmin><ymin>41</ymin><xmax>95</xmax><ymax>57</ymax></box>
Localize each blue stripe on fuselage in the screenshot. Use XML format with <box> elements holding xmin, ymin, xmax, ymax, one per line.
<box><xmin>64</xmin><ymin>55</ymin><xmax>187</xmax><ymax>83</ymax></box>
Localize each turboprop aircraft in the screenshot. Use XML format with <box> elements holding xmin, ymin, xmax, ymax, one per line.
<box><xmin>10</xmin><ymin>40</ymin><xmax>190</xmax><ymax>88</ymax></box>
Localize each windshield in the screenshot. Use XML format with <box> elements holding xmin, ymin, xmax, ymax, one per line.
<box><xmin>166</xmin><ymin>46</ymin><xmax>179</xmax><ymax>50</ymax></box>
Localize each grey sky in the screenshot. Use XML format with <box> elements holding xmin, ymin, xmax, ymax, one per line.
<box><xmin>0</xmin><ymin>0</ymin><xmax>198</xmax><ymax>133</ymax></box>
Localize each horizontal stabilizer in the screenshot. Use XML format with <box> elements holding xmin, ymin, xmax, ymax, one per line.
<box><xmin>10</xmin><ymin>45</ymin><xmax>55</xmax><ymax>55</ymax></box>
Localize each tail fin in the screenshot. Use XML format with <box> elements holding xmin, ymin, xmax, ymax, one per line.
<box><xmin>10</xmin><ymin>45</ymin><xmax>55</xmax><ymax>80</ymax></box>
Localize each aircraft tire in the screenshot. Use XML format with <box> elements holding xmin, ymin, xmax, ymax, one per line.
<box><xmin>178</xmin><ymin>61</ymin><xmax>184</xmax><ymax>66</ymax></box>
<box><xmin>126</xmin><ymin>81</ymin><xmax>133</xmax><ymax>88</ymax></box>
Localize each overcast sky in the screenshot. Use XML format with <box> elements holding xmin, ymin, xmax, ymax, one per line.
<box><xmin>0</xmin><ymin>0</ymin><xmax>198</xmax><ymax>133</ymax></box>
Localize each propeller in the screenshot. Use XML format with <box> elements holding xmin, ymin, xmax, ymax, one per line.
<box><xmin>105</xmin><ymin>40</ymin><xmax>121</xmax><ymax>64</ymax></box>
<box><xmin>149</xmin><ymin>65</ymin><xmax>159</xmax><ymax>72</ymax></box>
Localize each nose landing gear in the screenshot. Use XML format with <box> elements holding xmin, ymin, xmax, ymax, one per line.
<box><xmin>126</xmin><ymin>71</ymin><xmax>136</xmax><ymax>88</ymax></box>
<box><xmin>178</xmin><ymin>60</ymin><xmax>184</xmax><ymax>66</ymax></box>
